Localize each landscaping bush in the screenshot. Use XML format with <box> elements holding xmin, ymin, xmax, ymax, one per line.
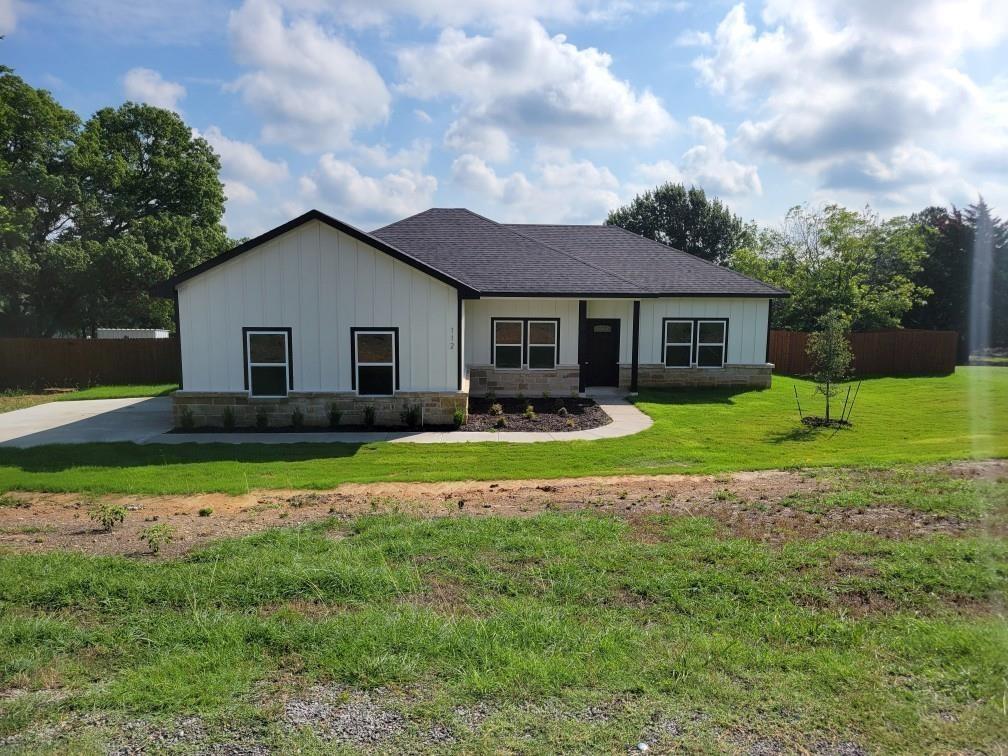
<box><xmin>363</xmin><ymin>405</ymin><xmax>377</xmax><ymax>428</ymax></box>
<box><xmin>452</xmin><ymin>404</ymin><xmax>467</xmax><ymax>429</ymax></box>
<box><xmin>489</xmin><ymin>402</ymin><xmax>504</xmax><ymax>416</ymax></box>
<box><xmin>328</xmin><ymin>404</ymin><xmax>342</xmax><ymax>428</ymax></box>
<box><xmin>400</xmin><ymin>404</ymin><xmax>422</xmax><ymax>429</ymax></box>
<box><xmin>198</xmin><ymin>507</ymin><xmax>212</xmax><ymax>517</ymax></box>
<box><xmin>88</xmin><ymin>501</ymin><xmax>126</xmax><ymax>532</ymax></box>
<box><xmin>140</xmin><ymin>524</ymin><xmax>175</xmax><ymax>554</ymax></box>
<box><xmin>494</xmin><ymin>416</ymin><xmax>507</xmax><ymax>428</ymax></box>
<box><xmin>255</xmin><ymin>408</ymin><xmax>269</xmax><ymax>430</ymax></box>
<box><xmin>524</xmin><ymin>405</ymin><xmax>537</xmax><ymax>421</ymax></box>
<box><xmin>291</xmin><ymin>408</ymin><xmax>304</xmax><ymax>429</ymax></box>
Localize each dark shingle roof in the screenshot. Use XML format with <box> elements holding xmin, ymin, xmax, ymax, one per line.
<box><xmin>371</xmin><ymin>208</ymin><xmax>786</xmax><ymax>297</ymax></box>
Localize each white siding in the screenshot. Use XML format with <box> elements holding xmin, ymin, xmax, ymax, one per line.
<box><xmin>177</xmin><ymin>220</ymin><xmax>459</xmax><ymax>392</ymax></box>
<box><xmin>464</xmin><ymin>298</ymin><xmax>580</xmax><ymax>366</ymax></box>
<box><xmin>639</xmin><ymin>297</ymin><xmax>769</xmax><ymax>365</ymax></box>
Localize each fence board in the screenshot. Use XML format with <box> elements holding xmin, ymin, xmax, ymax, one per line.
<box><xmin>0</xmin><ymin>338</ymin><xmax>180</xmax><ymax>390</ymax></box>
<box><xmin>769</xmin><ymin>329</ymin><xmax>957</xmax><ymax>376</ymax></box>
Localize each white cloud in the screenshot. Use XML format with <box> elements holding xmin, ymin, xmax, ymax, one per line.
<box><xmin>122</xmin><ymin>68</ymin><xmax>186</xmax><ymax>111</ymax></box>
<box><xmin>450</xmin><ymin>153</ymin><xmax>621</xmax><ymax>222</ymax></box>
<box><xmin>223</xmin><ymin>179</ymin><xmax>259</xmax><ymax>205</ymax></box>
<box><xmin>227</xmin><ymin>0</ymin><xmax>390</xmax><ymax>151</ymax></box>
<box><xmin>301</xmin><ymin>154</ymin><xmax>437</xmax><ymax>226</ymax></box>
<box><xmin>413</xmin><ymin>108</ymin><xmax>433</xmax><ymax>124</ymax></box>
<box><xmin>198</xmin><ymin>126</ymin><xmax>290</xmax><ymax>185</ymax></box>
<box><xmin>398</xmin><ymin>19</ymin><xmax>675</xmax><ymax>158</ymax></box>
<box><xmin>0</xmin><ymin>0</ymin><xmax>22</xmax><ymax>35</ymax></box>
<box><xmin>674</xmin><ymin>29</ymin><xmax>710</xmax><ymax>47</ymax></box>
<box><xmin>352</xmin><ymin>140</ymin><xmax>431</xmax><ymax>172</ymax></box>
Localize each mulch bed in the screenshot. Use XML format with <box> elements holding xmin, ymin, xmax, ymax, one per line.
<box><xmin>461</xmin><ymin>397</ymin><xmax>611</xmax><ymax>432</ymax></box>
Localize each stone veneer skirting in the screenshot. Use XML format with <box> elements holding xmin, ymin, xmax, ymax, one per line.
<box><xmin>468</xmin><ymin>365</ymin><xmax>580</xmax><ymax>397</ymax></box>
<box><xmin>172</xmin><ymin>391</ymin><xmax>467</xmax><ymax>428</ymax></box>
<box><xmin>619</xmin><ymin>363</ymin><xmax>773</xmax><ymax>389</ymax></box>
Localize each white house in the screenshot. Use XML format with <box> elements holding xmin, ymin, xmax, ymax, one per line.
<box><xmin>155</xmin><ymin>208</ymin><xmax>787</xmax><ymax>427</ymax></box>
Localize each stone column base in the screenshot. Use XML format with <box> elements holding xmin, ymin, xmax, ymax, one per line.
<box><xmin>468</xmin><ymin>365</ymin><xmax>580</xmax><ymax>397</ymax></box>
<box><xmin>620</xmin><ymin>363</ymin><xmax>773</xmax><ymax>389</ymax></box>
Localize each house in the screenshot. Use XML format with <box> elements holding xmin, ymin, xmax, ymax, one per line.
<box><xmin>154</xmin><ymin>208</ymin><xmax>787</xmax><ymax>427</ymax></box>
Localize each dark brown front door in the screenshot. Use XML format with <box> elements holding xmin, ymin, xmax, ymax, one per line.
<box><xmin>584</xmin><ymin>318</ymin><xmax>620</xmax><ymax>386</ymax></box>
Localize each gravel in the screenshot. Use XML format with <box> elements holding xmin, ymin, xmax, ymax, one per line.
<box><xmin>283</xmin><ymin>686</ymin><xmax>407</xmax><ymax>746</ymax></box>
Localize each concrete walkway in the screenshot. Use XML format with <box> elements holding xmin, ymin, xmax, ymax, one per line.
<box><xmin>0</xmin><ymin>390</ymin><xmax>651</xmax><ymax>447</ymax></box>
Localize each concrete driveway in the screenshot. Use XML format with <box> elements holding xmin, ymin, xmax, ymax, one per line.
<box><xmin>0</xmin><ymin>397</ymin><xmax>174</xmax><ymax>448</ymax></box>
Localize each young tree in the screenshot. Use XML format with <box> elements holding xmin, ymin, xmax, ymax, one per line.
<box><xmin>606</xmin><ymin>182</ymin><xmax>752</xmax><ymax>264</ymax></box>
<box><xmin>806</xmin><ymin>309</ymin><xmax>854</xmax><ymax>424</ymax></box>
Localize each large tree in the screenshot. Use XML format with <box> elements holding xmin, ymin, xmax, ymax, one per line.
<box><xmin>729</xmin><ymin>204</ymin><xmax>930</xmax><ymax>331</ymax></box>
<box><xmin>605</xmin><ymin>182</ymin><xmax>751</xmax><ymax>265</ymax></box>
<box><xmin>0</xmin><ymin>69</ymin><xmax>227</xmax><ymax>337</ymax></box>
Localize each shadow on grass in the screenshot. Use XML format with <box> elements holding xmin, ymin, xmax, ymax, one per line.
<box><xmin>634</xmin><ymin>385</ymin><xmax>761</xmax><ymax>406</ymax></box>
<box><xmin>0</xmin><ymin>441</ymin><xmax>367</xmax><ymax>473</ymax></box>
<box><xmin>765</xmin><ymin>425</ymin><xmax>820</xmax><ymax>444</ymax></box>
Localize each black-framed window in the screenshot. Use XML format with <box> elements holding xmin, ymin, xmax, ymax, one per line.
<box><xmin>663</xmin><ymin>320</ymin><xmax>693</xmax><ymax>368</ymax></box>
<box><xmin>244</xmin><ymin>328</ymin><xmax>292</xmax><ymax>397</ymax></box>
<box><xmin>527</xmin><ymin>320</ymin><xmax>558</xmax><ymax>369</ymax></box>
<box><xmin>493</xmin><ymin>319</ymin><xmax>523</xmax><ymax>369</ymax></box>
<box><xmin>696</xmin><ymin>320</ymin><xmax>727</xmax><ymax>367</ymax></box>
<box><xmin>352</xmin><ymin>328</ymin><xmax>398</xmax><ymax>396</ymax></box>
<box><xmin>661</xmin><ymin>318</ymin><xmax>728</xmax><ymax>368</ymax></box>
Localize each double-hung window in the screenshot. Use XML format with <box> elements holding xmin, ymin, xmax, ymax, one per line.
<box><xmin>493</xmin><ymin>320</ymin><xmax>523</xmax><ymax>369</ymax></box>
<box><xmin>245</xmin><ymin>329</ymin><xmax>291</xmax><ymax>397</ymax></box>
<box><xmin>354</xmin><ymin>329</ymin><xmax>397</xmax><ymax>396</ymax></box>
<box><xmin>663</xmin><ymin>320</ymin><xmax>693</xmax><ymax>368</ymax></box>
<box><xmin>696</xmin><ymin>320</ymin><xmax>727</xmax><ymax>367</ymax></box>
<box><xmin>527</xmin><ymin>320</ymin><xmax>558</xmax><ymax>369</ymax></box>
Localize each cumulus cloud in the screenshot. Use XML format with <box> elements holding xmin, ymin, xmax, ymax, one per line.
<box><xmin>352</xmin><ymin>140</ymin><xmax>431</xmax><ymax>172</ymax></box>
<box><xmin>398</xmin><ymin>19</ymin><xmax>674</xmax><ymax>159</ymax></box>
<box><xmin>122</xmin><ymin>68</ymin><xmax>186</xmax><ymax>111</ymax></box>
<box><xmin>450</xmin><ymin>153</ymin><xmax>621</xmax><ymax>222</ymax></box>
<box><xmin>300</xmin><ymin>154</ymin><xmax>437</xmax><ymax>226</ymax></box>
<box><xmin>198</xmin><ymin>126</ymin><xmax>290</xmax><ymax>186</ymax></box>
<box><xmin>227</xmin><ymin>0</ymin><xmax>390</xmax><ymax>151</ymax></box>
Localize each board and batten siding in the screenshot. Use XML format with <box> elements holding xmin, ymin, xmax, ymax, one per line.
<box><xmin>639</xmin><ymin>297</ymin><xmax>770</xmax><ymax>365</ymax></box>
<box><xmin>464</xmin><ymin>298</ymin><xmax>580</xmax><ymax>366</ymax></box>
<box><xmin>177</xmin><ymin>220</ymin><xmax>459</xmax><ymax>393</ymax></box>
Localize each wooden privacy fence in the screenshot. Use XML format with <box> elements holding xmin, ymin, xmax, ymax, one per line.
<box><xmin>769</xmin><ymin>329</ymin><xmax>958</xmax><ymax>376</ymax></box>
<box><xmin>0</xmin><ymin>337</ymin><xmax>180</xmax><ymax>390</ymax></box>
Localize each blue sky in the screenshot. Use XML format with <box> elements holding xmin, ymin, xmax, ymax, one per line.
<box><xmin>4</xmin><ymin>0</ymin><xmax>1008</xmax><ymax>238</ymax></box>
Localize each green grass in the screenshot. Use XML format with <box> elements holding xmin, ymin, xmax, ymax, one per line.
<box><xmin>0</xmin><ymin>384</ymin><xmax>176</xmax><ymax>414</ymax></box>
<box><xmin>1</xmin><ymin>503</ymin><xmax>1005</xmax><ymax>752</ymax></box>
<box><xmin>0</xmin><ymin>370</ymin><xmax>1004</xmax><ymax>495</ymax></box>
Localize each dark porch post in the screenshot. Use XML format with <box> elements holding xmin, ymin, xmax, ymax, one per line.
<box><xmin>578</xmin><ymin>299</ymin><xmax>587</xmax><ymax>393</ymax></box>
<box><xmin>630</xmin><ymin>300</ymin><xmax>640</xmax><ymax>392</ymax></box>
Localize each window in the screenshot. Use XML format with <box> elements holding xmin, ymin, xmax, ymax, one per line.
<box><xmin>527</xmin><ymin>320</ymin><xmax>558</xmax><ymax>369</ymax></box>
<box><xmin>664</xmin><ymin>320</ymin><xmax>693</xmax><ymax>368</ymax></box>
<box><xmin>245</xmin><ymin>329</ymin><xmax>291</xmax><ymax>397</ymax></box>
<box><xmin>696</xmin><ymin>320</ymin><xmax>727</xmax><ymax>367</ymax></box>
<box><xmin>354</xmin><ymin>329</ymin><xmax>397</xmax><ymax>396</ymax></box>
<box><xmin>493</xmin><ymin>320</ymin><xmax>523</xmax><ymax>369</ymax></box>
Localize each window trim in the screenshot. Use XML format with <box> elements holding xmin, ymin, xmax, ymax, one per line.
<box><xmin>696</xmin><ymin>319</ymin><xmax>728</xmax><ymax>369</ymax></box>
<box><xmin>491</xmin><ymin>318</ymin><xmax>525</xmax><ymax>371</ymax></box>
<box><xmin>526</xmin><ymin>319</ymin><xmax>559</xmax><ymax>371</ymax></box>
<box><xmin>660</xmin><ymin>317</ymin><xmax>729</xmax><ymax>369</ymax></box>
<box><xmin>350</xmin><ymin>327</ymin><xmax>399</xmax><ymax>396</ymax></box>
<box><xmin>242</xmin><ymin>327</ymin><xmax>293</xmax><ymax>398</ymax></box>
<box><xmin>662</xmin><ymin>319</ymin><xmax>694</xmax><ymax>369</ymax></box>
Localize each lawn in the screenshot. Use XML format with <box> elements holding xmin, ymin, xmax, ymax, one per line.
<box><xmin>0</xmin><ymin>370</ymin><xmax>1003</xmax><ymax>495</ymax></box>
<box><xmin>0</xmin><ymin>385</ymin><xmax>176</xmax><ymax>414</ymax></box>
<box><xmin>1</xmin><ymin>466</ymin><xmax>1005</xmax><ymax>752</ymax></box>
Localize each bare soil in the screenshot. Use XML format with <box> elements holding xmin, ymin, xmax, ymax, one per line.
<box><xmin>1</xmin><ymin>460</ymin><xmax>1002</xmax><ymax>558</ymax></box>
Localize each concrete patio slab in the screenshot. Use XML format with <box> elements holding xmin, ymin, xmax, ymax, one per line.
<box><xmin>0</xmin><ymin>394</ymin><xmax>651</xmax><ymax>447</ymax></box>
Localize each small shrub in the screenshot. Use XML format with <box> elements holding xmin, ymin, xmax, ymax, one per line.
<box><xmin>88</xmin><ymin>501</ymin><xmax>126</xmax><ymax>531</ymax></box>
<box><xmin>0</xmin><ymin>494</ymin><xmax>29</xmax><ymax>509</ymax></box>
<box><xmin>222</xmin><ymin>406</ymin><xmax>235</xmax><ymax>430</ymax></box>
<box><xmin>140</xmin><ymin>524</ymin><xmax>175</xmax><ymax>554</ymax></box>
<box><xmin>452</xmin><ymin>404</ymin><xmax>467</xmax><ymax>428</ymax></box>
<box><xmin>565</xmin><ymin>417</ymin><xmax>576</xmax><ymax>429</ymax></box>
<box><xmin>542</xmin><ymin>391</ymin><xmax>551</xmax><ymax>400</ymax></box>
<box><xmin>255</xmin><ymin>408</ymin><xmax>269</xmax><ymax>430</ymax></box>
<box><xmin>524</xmin><ymin>405</ymin><xmax>537</xmax><ymax>420</ymax></box>
<box><xmin>494</xmin><ymin>416</ymin><xmax>507</xmax><ymax>428</ymax></box>
<box><xmin>363</xmin><ymin>405</ymin><xmax>377</xmax><ymax>428</ymax></box>
<box><xmin>291</xmin><ymin>408</ymin><xmax>304</xmax><ymax>429</ymax></box>
<box><xmin>179</xmin><ymin>406</ymin><xmax>194</xmax><ymax>430</ymax></box>
<box><xmin>328</xmin><ymin>404</ymin><xmax>343</xmax><ymax>428</ymax></box>
<box><xmin>198</xmin><ymin>507</ymin><xmax>213</xmax><ymax>517</ymax></box>
<box><xmin>400</xmin><ymin>404</ymin><xmax>422</xmax><ymax>429</ymax></box>
<box><xmin>489</xmin><ymin>402</ymin><xmax>504</xmax><ymax>416</ymax></box>
<box><xmin>557</xmin><ymin>406</ymin><xmax>568</xmax><ymax>417</ymax></box>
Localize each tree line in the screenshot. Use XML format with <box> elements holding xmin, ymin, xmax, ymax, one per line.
<box><xmin>607</xmin><ymin>183</ymin><xmax>1008</xmax><ymax>360</ymax></box>
<box><xmin>0</xmin><ymin>67</ymin><xmax>228</xmax><ymax>338</ymax></box>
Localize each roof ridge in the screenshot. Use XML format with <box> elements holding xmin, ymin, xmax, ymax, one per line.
<box><xmin>606</xmin><ymin>223</ymin><xmax>789</xmax><ymax>296</ymax></box>
<box><xmin>465</xmin><ymin>209</ymin><xmax>656</xmax><ymax>293</ymax></box>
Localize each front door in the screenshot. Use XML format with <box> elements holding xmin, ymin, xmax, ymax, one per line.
<box><xmin>584</xmin><ymin>318</ymin><xmax>620</xmax><ymax>386</ymax></box>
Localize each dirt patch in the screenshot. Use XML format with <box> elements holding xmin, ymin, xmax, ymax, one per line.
<box><xmin>462</xmin><ymin>396</ymin><xmax>610</xmax><ymax>432</ymax></box>
<box><xmin>1</xmin><ymin>461</ymin><xmax>1003</xmax><ymax>558</ymax></box>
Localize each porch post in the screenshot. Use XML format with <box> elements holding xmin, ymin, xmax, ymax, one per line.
<box><xmin>457</xmin><ymin>294</ymin><xmax>464</xmax><ymax>391</ymax></box>
<box><xmin>578</xmin><ymin>299</ymin><xmax>587</xmax><ymax>393</ymax></box>
<box><xmin>630</xmin><ymin>300</ymin><xmax>640</xmax><ymax>392</ymax></box>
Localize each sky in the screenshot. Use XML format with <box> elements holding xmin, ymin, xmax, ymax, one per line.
<box><xmin>3</xmin><ymin>0</ymin><xmax>1008</xmax><ymax>239</ymax></box>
